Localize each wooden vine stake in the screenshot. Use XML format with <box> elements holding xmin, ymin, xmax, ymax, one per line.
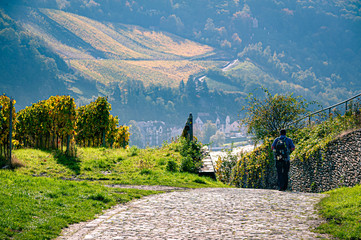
<box><xmin>8</xmin><ymin>98</ymin><xmax>13</xmax><ymax>167</ymax></box>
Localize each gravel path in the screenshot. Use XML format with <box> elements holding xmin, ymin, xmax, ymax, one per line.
<box><xmin>57</xmin><ymin>188</ymin><xmax>330</xmax><ymax>240</ymax></box>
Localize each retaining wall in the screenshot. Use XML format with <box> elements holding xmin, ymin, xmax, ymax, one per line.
<box><xmin>289</xmin><ymin>129</ymin><xmax>361</xmax><ymax>193</ymax></box>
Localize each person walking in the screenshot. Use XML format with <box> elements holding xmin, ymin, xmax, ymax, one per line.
<box><xmin>271</xmin><ymin>129</ymin><xmax>295</xmax><ymax>191</ymax></box>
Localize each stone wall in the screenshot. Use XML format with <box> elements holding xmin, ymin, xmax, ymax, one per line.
<box><xmin>290</xmin><ymin>129</ymin><xmax>361</xmax><ymax>193</ymax></box>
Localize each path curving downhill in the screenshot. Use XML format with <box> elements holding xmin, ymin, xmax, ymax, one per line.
<box><xmin>58</xmin><ymin>188</ymin><xmax>330</xmax><ymax>240</ymax></box>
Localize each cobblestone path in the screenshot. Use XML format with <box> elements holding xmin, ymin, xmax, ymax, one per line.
<box><xmin>58</xmin><ymin>188</ymin><xmax>330</xmax><ymax>240</ymax></box>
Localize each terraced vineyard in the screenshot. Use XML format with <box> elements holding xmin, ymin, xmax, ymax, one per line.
<box><xmin>41</xmin><ymin>9</ymin><xmax>149</xmax><ymax>60</ymax></box>
<box><xmin>19</xmin><ymin>8</ymin><xmax>221</xmax><ymax>89</ymax></box>
<box><xmin>70</xmin><ymin>59</ymin><xmax>226</xmax><ymax>87</ymax></box>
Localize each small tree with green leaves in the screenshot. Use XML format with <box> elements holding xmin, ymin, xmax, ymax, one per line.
<box><xmin>242</xmin><ymin>88</ymin><xmax>309</xmax><ymax>142</ymax></box>
<box><xmin>178</xmin><ymin>137</ymin><xmax>204</xmax><ymax>173</ymax></box>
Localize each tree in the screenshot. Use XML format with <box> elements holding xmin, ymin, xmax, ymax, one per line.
<box><xmin>242</xmin><ymin>88</ymin><xmax>309</xmax><ymax>141</ymax></box>
<box><xmin>179</xmin><ymin>80</ymin><xmax>185</xmax><ymax>94</ymax></box>
<box><xmin>185</xmin><ymin>75</ymin><xmax>197</xmax><ymax>98</ymax></box>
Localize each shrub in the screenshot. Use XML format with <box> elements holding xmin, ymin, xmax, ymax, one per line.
<box><xmin>215</xmin><ymin>148</ymin><xmax>238</xmax><ymax>184</ymax></box>
<box><xmin>180</xmin><ymin>156</ymin><xmax>196</xmax><ymax>173</ymax></box>
<box><xmin>166</xmin><ymin>159</ymin><xmax>178</xmax><ymax>172</ymax></box>
<box><xmin>177</xmin><ymin>137</ymin><xmax>204</xmax><ymax>173</ymax></box>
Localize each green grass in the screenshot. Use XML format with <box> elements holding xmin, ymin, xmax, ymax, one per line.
<box><xmin>0</xmin><ymin>171</ymin><xmax>157</xmax><ymax>240</ymax></box>
<box><xmin>13</xmin><ymin>145</ymin><xmax>225</xmax><ymax>188</ymax></box>
<box><xmin>317</xmin><ymin>185</ymin><xmax>361</xmax><ymax>239</ymax></box>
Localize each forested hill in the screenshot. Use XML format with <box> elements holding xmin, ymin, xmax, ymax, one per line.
<box><xmin>0</xmin><ymin>8</ymin><xmax>98</xmax><ymax>109</ymax></box>
<box><xmin>0</xmin><ymin>0</ymin><xmax>360</xmax><ymax>124</ymax></box>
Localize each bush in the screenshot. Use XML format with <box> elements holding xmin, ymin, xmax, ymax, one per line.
<box><xmin>215</xmin><ymin>139</ymin><xmax>276</xmax><ymax>188</ymax></box>
<box><xmin>166</xmin><ymin>159</ymin><xmax>178</xmax><ymax>172</ymax></box>
<box><xmin>180</xmin><ymin>156</ymin><xmax>196</xmax><ymax>173</ymax></box>
<box><xmin>178</xmin><ymin>137</ymin><xmax>204</xmax><ymax>173</ymax></box>
<box><xmin>215</xmin><ymin>148</ymin><xmax>238</xmax><ymax>184</ymax></box>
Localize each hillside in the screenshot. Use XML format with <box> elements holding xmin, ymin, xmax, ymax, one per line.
<box><xmin>6</xmin><ymin>0</ymin><xmax>359</xmax><ymax>99</ymax></box>
<box><xmin>7</xmin><ymin>7</ymin><xmax>223</xmax><ymax>90</ymax></box>
<box><xmin>1</xmin><ymin>0</ymin><xmax>360</xmax><ymax>126</ymax></box>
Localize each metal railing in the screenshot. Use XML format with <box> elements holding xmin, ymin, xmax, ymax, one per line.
<box><xmin>288</xmin><ymin>93</ymin><xmax>361</xmax><ymax>127</ymax></box>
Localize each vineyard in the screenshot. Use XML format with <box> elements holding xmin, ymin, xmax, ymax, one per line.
<box><xmin>0</xmin><ymin>95</ymin><xmax>129</xmax><ymax>166</ymax></box>
<box><xmin>41</xmin><ymin>9</ymin><xmax>148</xmax><ymax>60</ymax></box>
<box><xmin>0</xmin><ymin>95</ymin><xmax>16</xmax><ymax>163</ymax></box>
<box><xmin>17</xmin><ymin>8</ymin><xmax>220</xmax><ymax>89</ymax></box>
<box><xmin>38</xmin><ymin>9</ymin><xmax>214</xmax><ymax>60</ymax></box>
<box><xmin>70</xmin><ymin>59</ymin><xmax>226</xmax><ymax>87</ymax></box>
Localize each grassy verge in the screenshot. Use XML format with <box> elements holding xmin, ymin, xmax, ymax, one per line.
<box><xmin>0</xmin><ymin>141</ymin><xmax>226</xmax><ymax>239</ymax></box>
<box><xmin>12</xmin><ymin>144</ymin><xmax>225</xmax><ymax>188</ymax></box>
<box><xmin>317</xmin><ymin>185</ymin><xmax>361</xmax><ymax>239</ymax></box>
<box><xmin>290</xmin><ymin>113</ymin><xmax>360</xmax><ymax>161</ymax></box>
<box><xmin>0</xmin><ymin>171</ymin><xmax>158</xmax><ymax>240</ymax></box>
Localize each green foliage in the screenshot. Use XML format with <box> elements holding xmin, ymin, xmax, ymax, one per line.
<box><xmin>231</xmin><ymin>139</ymin><xmax>275</xmax><ymax>188</ymax></box>
<box><xmin>215</xmin><ymin>148</ymin><xmax>238</xmax><ymax>185</ymax></box>
<box><xmin>180</xmin><ymin>156</ymin><xmax>196</xmax><ymax>173</ymax></box>
<box><xmin>128</xmin><ymin>146</ymin><xmax>139</xmax><ymax>157</ymax></box>
<box><xmin>193</xmin><ymin>178</ymin><xmax>206</xmax><ymax>184</ymax></box>
<box><xmin>317</xmin><ymin>185</ymin><xmax>361</xmax><ymax>239</ymax></box>
<box><xmin>291</xmin><ymin>113</ymin><xmax>360</xmax><ymax>162</ymax></box>
<box><xmin>14</xmin><ymin>96</ymin><xmax>130</xmax><ymax>154</ymax></box>
<box><xmin>76</xmin><ymin>96</ymin><xmax>110</xmax><ymax>146</ymax></box>
<box><xmin>16</xmin><ymin>95</ymin><xmax>77</xmax><ymax>155</ymax></box>
<box><xmin>0</xmin><ymin>95</ymin><xmax>16</xmax><ymax>163</ymax></box>
<box><xmin>178</xmin><ymin>137</ymin><xmax>204</xmax><ymax>174</ymax></box>
<box><xmin>166</xmin><ymin>159</ymin><xmax>178</xmax><ymax>172</ymax></box>
<box><xmin>242</xmin><ymin>89</ymin><xmax>309</xmax><ymax>142</ymax></box>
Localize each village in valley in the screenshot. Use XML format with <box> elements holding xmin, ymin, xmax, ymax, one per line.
<box><xmin>133</xmin><ymin>113</ymin><xmax>248</xmax><ymax>148</ymax></box>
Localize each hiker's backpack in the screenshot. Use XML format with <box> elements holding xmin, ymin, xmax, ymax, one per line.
<box><xmin>274</xmin><ymin>138</ymin><xmax>289</xmax><ymax>161</ymax></box>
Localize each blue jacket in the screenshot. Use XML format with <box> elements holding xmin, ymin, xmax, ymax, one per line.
<box><xmin>271</xmin><ymin>135</ymin><xmax>295</xmax><ymax>161</ymax></box>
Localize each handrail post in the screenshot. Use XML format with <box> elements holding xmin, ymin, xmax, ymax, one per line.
<box><xmin>287</xmin><ymin>93</ymin><xmax>361</xmax><ymax>127</ymax></box>
<box><xmin>345</xmin><ymin>100</ymin><xmax>348</xmax><ymax>113</ymax></box>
